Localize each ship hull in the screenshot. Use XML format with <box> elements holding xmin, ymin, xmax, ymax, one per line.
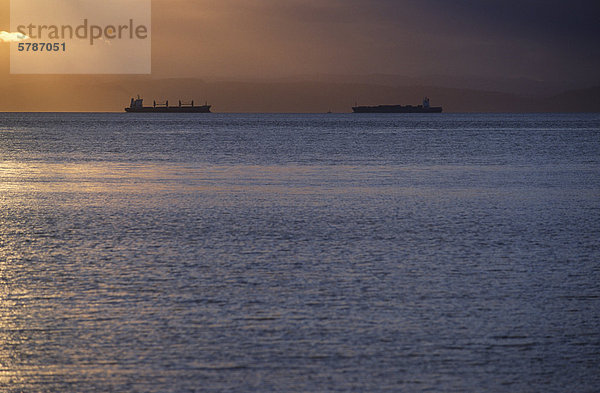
<box><xmin>352</xmin><ymin>105</ymin><xmax>442</xmax><ymax>113</ymax></box>
<box><xmin>125</xmin><ymin>105</ymin><xmax>211</xmax><ymax>113</ymax></box>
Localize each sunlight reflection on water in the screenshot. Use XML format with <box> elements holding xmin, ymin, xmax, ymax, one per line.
<box><xmin>0</xmin><ymin>113</ymin><xmax>599</xmax><ymax>392</ymax></box>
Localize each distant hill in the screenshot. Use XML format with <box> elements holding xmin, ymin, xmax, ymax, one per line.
<box><xmin>1</xmin><ymin>76</ymin><xmax>599</xmax><ymax>113</ymax></box>
<box><xmin>542</xmin><ymin>86</ymin><xmax>600</xmax><ymax>112</ymax></box>
<box><xmin>275</xmin><ymin>74</ymin><xmax>583</xmax><ymax>97</ymax></box>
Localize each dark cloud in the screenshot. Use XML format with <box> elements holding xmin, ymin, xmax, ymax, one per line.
<box><xmin>341</xmin><ymin>0</ymin><xmax>599</xmax><ymax>44</ymax></box>
<box><xmin>427</xmin><ymin>0</ymin><xmax>600</xmax><ymax>40</ymax></box>
<box><xmin>343</xmin><ymin>0</ymin><xmax>600</xmax><ymax>83</ymax></box>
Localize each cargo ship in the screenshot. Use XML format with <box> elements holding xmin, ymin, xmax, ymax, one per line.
<box><xmin>125</xmin><ymin>97</ymin><xmax>211</xmax><ymax>113</ymax></box>
<box><xmin>353</xmin><ymin>97</ymin><xmax>442</xmax><ymax>113</ymax></box>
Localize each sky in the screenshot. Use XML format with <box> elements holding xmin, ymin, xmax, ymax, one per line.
<box><xmin>150</xmin><ymin>0</ymin><xmax>600</xmax><ymax>83</ymax></box>
<box><xmin>1</xmin><ymin>0</ymin><xmax>599</xmax><ymax>111</ymax></box>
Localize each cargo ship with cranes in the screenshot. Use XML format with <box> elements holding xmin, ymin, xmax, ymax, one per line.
<box><xmin>125</xmin><ymin>97</ymin><xmax>211</xmax><ymax>113</ymax></box>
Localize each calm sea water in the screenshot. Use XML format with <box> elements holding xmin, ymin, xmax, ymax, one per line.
<box><xmin>1</xmin><ymin>113</ymin><xmax>599</xmax><ymax>392</ymax></box>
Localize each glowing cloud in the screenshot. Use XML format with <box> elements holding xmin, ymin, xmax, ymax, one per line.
<box><xmin>0</xmin><ymin>31</ymin><xmax>30</xmax><ymax>43</ymax></box>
